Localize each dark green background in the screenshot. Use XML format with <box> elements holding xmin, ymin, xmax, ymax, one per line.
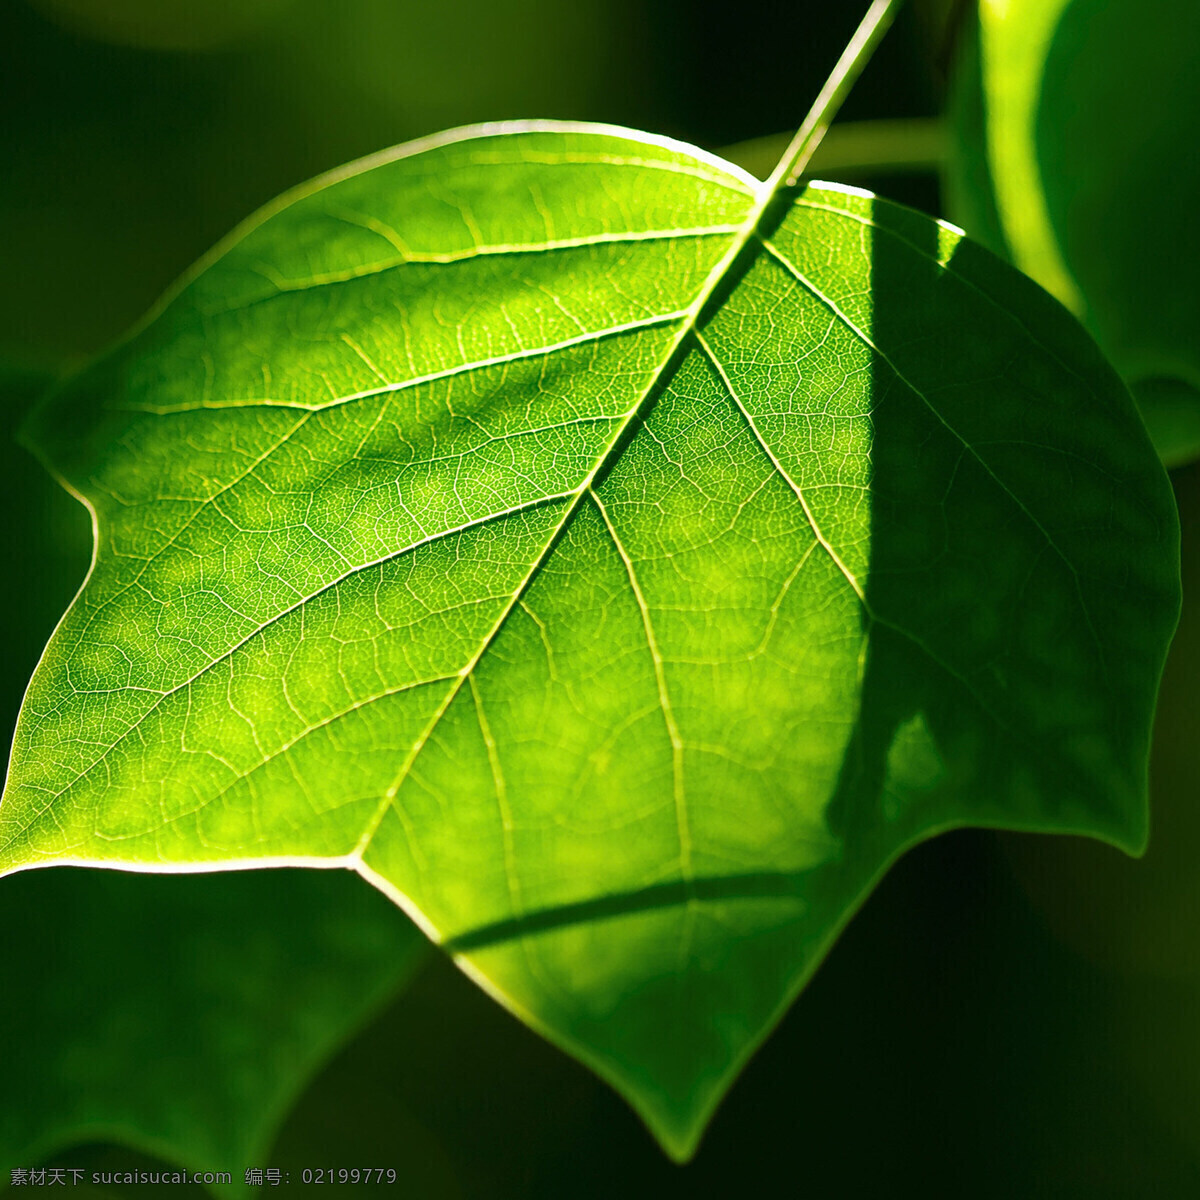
<box><xmin>4</xmin><ymin>0</ymin><xmax>1200</xmax><ymax>1194</ymax></box>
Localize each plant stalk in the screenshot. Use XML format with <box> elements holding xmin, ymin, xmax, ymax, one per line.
<box><xmin>766</xmin><ymin>0</ymin><xmax>905</xmax><ymax>193</ymax></box>
<box><xmin>722</xmin><ymin>118</ymin><xmax>944</xmax><ymax>184</ymax></box>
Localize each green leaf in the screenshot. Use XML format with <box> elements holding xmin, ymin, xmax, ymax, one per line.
<box><xmin>946</xmin><ymin>0</ymin><xmax>1200</xmax><ymax>466</ymax></box>
<box><xmin>0</xmin><ymin>121</ymin><xmax>1177</xmax><ymax>1158</ymax></box>
<box><xmin>0</xmin><ymin>362</ymin><xmax>428</xmax><ymax>1182</ymax></box>
<box><xmin>0</xmin><ymin>865</ymin><xmax>425</xmax><ymax>1180</ymax></box>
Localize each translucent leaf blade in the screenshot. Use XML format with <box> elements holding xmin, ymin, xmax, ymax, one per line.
<box><xmin>1</xmin><ymin>123</ymin><xmax>1178</xmax><ymax>1157</ymax></box>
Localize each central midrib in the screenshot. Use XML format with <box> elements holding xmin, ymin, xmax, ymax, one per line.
<box><xmin>352</xmin><ymin>170</ymin><xmax>786</xmax><ymax>865</ymax></box>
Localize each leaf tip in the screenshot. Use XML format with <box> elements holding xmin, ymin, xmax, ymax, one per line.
<box><xmin>1113</xmin><ymin>809</ymin><xmax>1150</xmax><ymax>861</ymax></box>
<box><xmin>624</xmin><ymin>1085</ymin><xmax>717</xmax><ymax>1166</ymax></box>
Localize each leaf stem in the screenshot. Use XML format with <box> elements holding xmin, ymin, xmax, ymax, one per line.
<box><xmin>766</xmin><ymin>0</ymin><xmax>905</xmax><ymax>193</ymax></box>
<box><xmin>721</xmin><ymin>118</ymin><xmax>944</xmax><ymax>184</ymax></box>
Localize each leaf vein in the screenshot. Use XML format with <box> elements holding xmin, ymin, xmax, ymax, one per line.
<box><xmin>210</xmin><ymin>226</ymin><xmax>743</xmax><ymax>312</ymax></box>
<box><xmin>756</xmin><ymin>233</ymin><xmax>1108</xmax><ymax>678</ymax></box>
<box><xmin>118</xmin><ymin>311</ymin><xmax>689</xmax><ymax>414</ymax></box>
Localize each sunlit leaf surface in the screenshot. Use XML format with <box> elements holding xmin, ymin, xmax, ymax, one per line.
<box><xmin>0</xmin><ymin>123</ymin><xmax>1178</xmax><ymax>1157</ymax></box>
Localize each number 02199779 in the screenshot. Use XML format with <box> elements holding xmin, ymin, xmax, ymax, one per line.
<box><xmin>300</xmin><ymin>1169</ymin><xmax>398</xmax><ymax>1184</ymax></box>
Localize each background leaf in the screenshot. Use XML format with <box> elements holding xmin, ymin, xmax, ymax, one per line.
<box><xmin>1</xmin><ymin>867</ymin><xmax>425</xmax><ymax>1180</ymax></box>
<box><xmin>946</xmin><ymin>0</ymin><xmax>1200</xmax><ymax>465</ymax></box>
<box><xmin>0</xmin><ymin>123</ymin><xmax>1178</xmax><ymax>1159</ymax></box>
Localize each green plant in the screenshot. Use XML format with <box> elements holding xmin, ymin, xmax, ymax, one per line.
<box><xmin>1</xmin><ymin>0</ymin><xmax>1188</xmax><ymax>1187</ymax></box>
<box><xmin>945</xmin><ymin>0</ymin><xmax>1200</xmax><ymax>465</ymax></box>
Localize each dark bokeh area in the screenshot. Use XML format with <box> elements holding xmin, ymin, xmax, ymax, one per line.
<box><xmin>0</xmin><ymin>0</ymin><xmax>947</xmax><ymax>369</ymax></box>
<box><xmin>6</xmin><ymin>0</ymin><xmax>1200</xmax><ymax>1195</ymax></box>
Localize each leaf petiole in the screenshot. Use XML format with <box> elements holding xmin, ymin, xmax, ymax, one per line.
<box><xmin>766</xmin><ymin>0</ymin><xmax>905</xmax><ymax>193</ymax></box>
<box><xmin>721</xmin><ymin>118</ymin><xmax>945</xmax><ymax>184</ymax></box>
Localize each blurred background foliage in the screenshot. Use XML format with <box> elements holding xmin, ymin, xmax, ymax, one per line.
<box><xmin>3</xmin><ymin>0</ymin><xmax>1200</xmax><ymax>1195</ymax></box>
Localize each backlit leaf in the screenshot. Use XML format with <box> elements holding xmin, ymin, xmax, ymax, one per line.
<box><xmin>0</xmin><ymin>122</ymin><xmax>1178</xmax><ymax>1157</ymax></box>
